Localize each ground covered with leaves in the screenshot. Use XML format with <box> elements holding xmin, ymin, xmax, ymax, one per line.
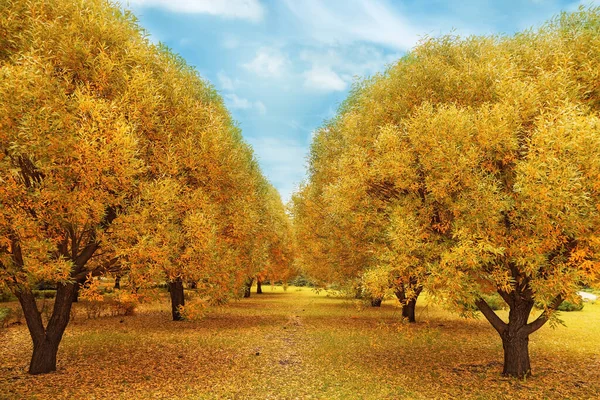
<box><xmin>1</xmin><ymin>287</ymin><xmax>599</xmax><ymax>399</ymax></box>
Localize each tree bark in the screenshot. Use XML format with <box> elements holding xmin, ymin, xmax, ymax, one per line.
<box><xmin>72</xmin><ymin>283</ymin><xmax>80</xmax><ymax>303</ymax></box>
<box><xmin>402</xmin><ymin>297</ymin><xmax>418</xmax><ymax>322</ymax></box>
<box><xmin>370</xmin><ymin>297</ymin><xmax>382</xmax><ymax>307</ymax></box>
<box><xmin>256</xmin><ymin>278</ymin><xmax>262</xmax><ymax>294</ymax></box>
<box><xmin>17</xmin><ymin>282</ymin><xmax>76</xmax><ymax>374</ymax></box>
<box><xmin>243</xmin><ymin>277</ymin><xmax>253</xmax><ymax>298</ymax></box>
<box><xmin>114</xmin><ymin>275</ymin><xmax>121</xmax><ymax>290</ymax></box>
<box><xmin>475</xmin><ymin>290</ymin><xmax>562</xmax><ymax>378</ymax></box>
<box><xmin>168</xmin><ymin>278</ymin><xmax>185</xmax><ymax>321</ymax></box>
<box><xmin>395</xmin><ymin>285</ymin><xmax>422</xmax><ymax>323</ymax></box>
<box><xmin>501</xmin><ymin>332</ymin><xmax>530</xmax><ymax>377</ymax></box>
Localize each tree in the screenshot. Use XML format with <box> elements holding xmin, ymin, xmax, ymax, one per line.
<box><xmin>0</xmin><ymin>0</ymin><xmax>277</xmax><ymax>373</ymax></box>
<box><xmin>294</xmin><ymin>7</ymin><xmax>600</xmax><ymax>377</ymax></box>
<box><xmin>0</xmin><ymin>0</ymin><xmax>152</xmax><ymax>373</ymax></box>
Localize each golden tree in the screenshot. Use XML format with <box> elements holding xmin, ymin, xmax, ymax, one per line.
<box><xmin>0</xmin><ymin>0</ymin><xmax>281</xmax><ymax>373</ymax></box>
<box><xmin>295</xmin><ymin>8</ymin><xmax>600</xmax><ymax>376</ymax></box>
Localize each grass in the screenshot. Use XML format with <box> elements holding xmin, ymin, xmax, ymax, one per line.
<box><xmin>0</xmin><ymin>286</ymin><xmax>599</xmax><ymax>399</ymax></box>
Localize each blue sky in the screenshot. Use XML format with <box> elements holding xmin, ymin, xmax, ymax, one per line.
<box><xmin>120</xmin><ymin>0</ymin><xmax>594</xmax><ymax>203</ymax></box>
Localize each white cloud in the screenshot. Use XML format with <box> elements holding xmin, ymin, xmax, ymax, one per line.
<box><xmin>125</xmin><ymin>0</ymin><xmax>265</xmax><ymax>22</ymax></box>
<box><xmin>299</xmin><ymin>45</ymin><xmax>400</xmax><ymax>93</ymax></box>
<box><xmin>303</xmin><ymin>66</ymin><xmax>347</xmax><ymax>92</ymax></box>
<box><xmin>224</xmin><ymin>94</ymin><xmax>267</xmax><ymax>114</ymax></box>
<box><xmin>247</xmin><ymin>136</ymin><xmax>308</xmax><ymax>203</ymax></box>
<box><xmin>284</xmin><ymin>0</ymin><xmax>420</xmax><ymax>50</ymax></box>
<box><xmin>217</xmin><ymin>71</ymin><xmax>235</xmax><ymax>91</ymax></box>
<box><xmin>243</xmin><ymin>48</ymin><xmax>289</xmax><ymax>78</ymax></box>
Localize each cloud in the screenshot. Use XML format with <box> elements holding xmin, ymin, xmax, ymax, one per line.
<box><xmin>217</xmin><ymin>71</ymin><xmax>235</xmax><ymax>91</ymax></box>
<box><xmin>284</xmin><ymin>0</ymin><xmax>420</xmax><ymax>50</ymax></box>
<box><xmin>299</xmin><ymin>45</ymin><xmax>400</xmax><ymax>93</ymax></box>
<box><xmin>125</xmin><ymin>0</ymin><xmax>265</xmax><ymax>22</ymax></box>
<box><xmin>224</xmin><ymin>94</ymin><xmax>267</xmax><ymax>114</ymax></box>
<box><xmin>243</xmin><ymin>48</ymin><xmax>289</xmax><ymax>78</ymax></box>
<box><xmin>247</xmin><ymin>136</ymin><xmax>308</xmax><ymax>203</ymax></box>
<box><xmin>303</xmin><ymin>66</ymin><xmax>347</xmax><ymax>92</ymax></box>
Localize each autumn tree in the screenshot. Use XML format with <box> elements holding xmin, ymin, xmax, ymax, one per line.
<box><xmin>295</xmin><ymin>7</ymin><xmax>600</xmax><ymax>377</ymax></box>
<box><xmin>0</xmin><ymin>0</ymin><xmax>279</xmax><ymax>373</ymax></box>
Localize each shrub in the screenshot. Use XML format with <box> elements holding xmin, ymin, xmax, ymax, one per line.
<box><xmin>0</xmin><ymin>307</ymin><xmax>11</xmax><ymax>327</ymax></box>
<box><xmin>481</xmin><ymin>293</ymin><xmax>507</xmax><ymax>311</ymax></box>
<box><xmin>289</xmin><ymin>273</ymin><xmax>315</xmax><ymax>287</ymax></box>
<box><xmin>33</xmin><ymin>290</ymin><xmax>56</xmax><ymax>299</ymax></box>
<box><xmin>558</xmin><ymin>299</ymin><xmax>584</xmax><ymax>312</ymax></box>
<box><xmin>0</xmin><ymin>306</ymin><xmax>23</xmax><ymax>327</ymax></box>
<box><xmin>110</xmin><ymin>291</ymin><xmax>138</xmax><ymax>316</ymax></box>
<box><xmin>0</xmin><ymin>288</ymin><xmax>16</xmax><ymax>302</ymax></box>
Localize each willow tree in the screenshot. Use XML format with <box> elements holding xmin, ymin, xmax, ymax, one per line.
<box><xmin>107</xmin><ymin>42</ymin><xmax>266</xmax><ymax>319</ymax></box>
<box><xmin>0</xmin><ymin>0</ymin><xmax>272</xmax><ymax>373</ymax></box>
<box><xmin>0</xmin><ymin>0</ymin><xmax>153</xmax><ymax>374</ymax></box>
<box><xmin>295</xmin><ymin>7</ymin><xmax>600</xmax><ymax>377</ymax></box>
<box><xmin>254</xmin><ymin>184</ymin><xmax>296</xmax><ymax>293</ymax></box>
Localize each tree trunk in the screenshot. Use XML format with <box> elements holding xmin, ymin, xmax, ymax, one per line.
<box><xmin>17</xmin><ymin>282</ymin><xmax>76</xmax><ymax>374</ymax></box>
<box><xmin>188</xmin><ymin>281</ymin><xmax>197</xmax><ymax>289</ymax></box>
<box><xmin>501</xmin><ymin>332</ymin><xmax>530</xmax><ymax>377</ymax></box>
<box><xmin>243</xmin><ymin>277</ymin><xmax>253</xmax><ymax>298</ymax></box>
<box><xmin>114</xmin><ymin>275</ymin><xmax>121</xmax><ymax>290</ymax></box>
<box><xmin>72</xmin><ymin>283</ymin><xmax>79</xmax><ymax>303</ymax></box>
<box><xmin>370</xmin><ymin>297</ymin><xmax>382</xmax><ymax>307</ymax></box>
<box><xmin>475</xmin><ymin>290</ymin><xmax>558</xmax><ymax>378</ymax></box>
<box><xmin>256</xmin><ymin>278</ymin><xmax>262</xmax><ymax>294</ymax></box>
<box><xmin>395</xmin><ymin>285</ymin><xmax>422</xmax><ymax>323</ymax></box>
<box><xmin>30</xmin><ymin>338</ymin><xmax>61</xmax><ymax>375</ymax></box>
<box><xmin>402</xmin><ymin>297</ymin><xmax>418</xmax><ymax>323</ymax></box>
<box><xmin>169</xmin><ymin>278</ymin><xmax>185</xmax><ymax>321</ymax></box>
<box><xmin>500</xmin><ymin>299</ymin><xmax>534</xmax><ymax>377</ymax></box>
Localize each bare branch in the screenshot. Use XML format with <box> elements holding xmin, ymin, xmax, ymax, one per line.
<box><xmin>523</xmin><ymin>295</ymin><xmax>563</xmax><ymax>335</ymax></box>
<box><xmin>476</xmin><ymin>298</ymin><xmax>507</xmax><ymax>335</ymax></box>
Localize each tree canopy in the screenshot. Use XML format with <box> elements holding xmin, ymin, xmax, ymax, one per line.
<box><xmin>292</xmin><ymin>7</ymin><xmax>600</xmax><ymax>377</ymax></box>
<box><xmin>0</xmin><ymin>0</ymin><xmax>291</xmax><ymax>374</ymax></box>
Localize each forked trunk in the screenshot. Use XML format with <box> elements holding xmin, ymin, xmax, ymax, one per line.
<box><xmin>500</xmin><ymin>299</ymin><xmax>534</xmax><ymax>377</ymax></box>
<box><xmin>370</xmin><ymin>297</ymin><xmax>382</xmax><ymax>307</ymax></box>
<box><xmin>169</xmin><ymin>278</ymin><xmax>185</xmax><ymax>321</ymax></box>
<box><xmin>475</xmin><ymin>291</ymin><xmax>556</xmax><ymax>378</ymax></box>
<box><xmin>30</xmin><ymin>338</ymin><xmax>61</xmax><ymax>374</ymax></box>
<box><xmin>256</xmin><ymin>278</ymin><xmax>262</xmax><ymax>294</ymax></box>
<box><xmin>243</xmin><ymin>277</ymin><xmax>254</xmax><ymax>298</ymax></box>
<box><xmin>17</xmin><ymin>282</ymin><xmax>76</xmax><ymax>374</ymax></box>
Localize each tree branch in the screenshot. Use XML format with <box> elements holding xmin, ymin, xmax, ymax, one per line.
<box><xmin>523</xmin><ymin>295</ymin><xmax>563</xmax><ymax>335</ymax></box>
<box><xmin>476</xmin><ymin>297</ymin><xmax>507</xmax><ymax>335</ymax></box>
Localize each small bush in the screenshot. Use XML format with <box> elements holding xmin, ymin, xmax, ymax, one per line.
<box><xmin>0</xmin><ymin>307</ymin><xmax>11</xmax><ymax>327</ymax></box>
<box><xmin>0</xmin><ymin>288</ymin><xmax>16</xmax><ymax>302</ymax></box>
<box><xmin>558</xmin><ymin>300</ymin><xmax>584</xmax><ymax>312</ymax></box>
<box><xmin>289</xmin><ymin>274</ymin><xmax>314</xmax><ymax>287</ymax></box>
<box><xmin>33</xmin><ymin>290</ymin><xmax>56</xmax><ymax>299</ymax></box>
<box><xmin>110</xmin><ymin>291</ymin><xmax>138</xmax><ymax>316</ymax></box>
<box><xmin>0</xmin><ymin>306</ymin><xmax>23</xmax><ymax>327</ymax></box>
<box><xmin>481</xmin><ymin>293</ymin><xmax>507</xmax><ymax>311</ymax></box>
